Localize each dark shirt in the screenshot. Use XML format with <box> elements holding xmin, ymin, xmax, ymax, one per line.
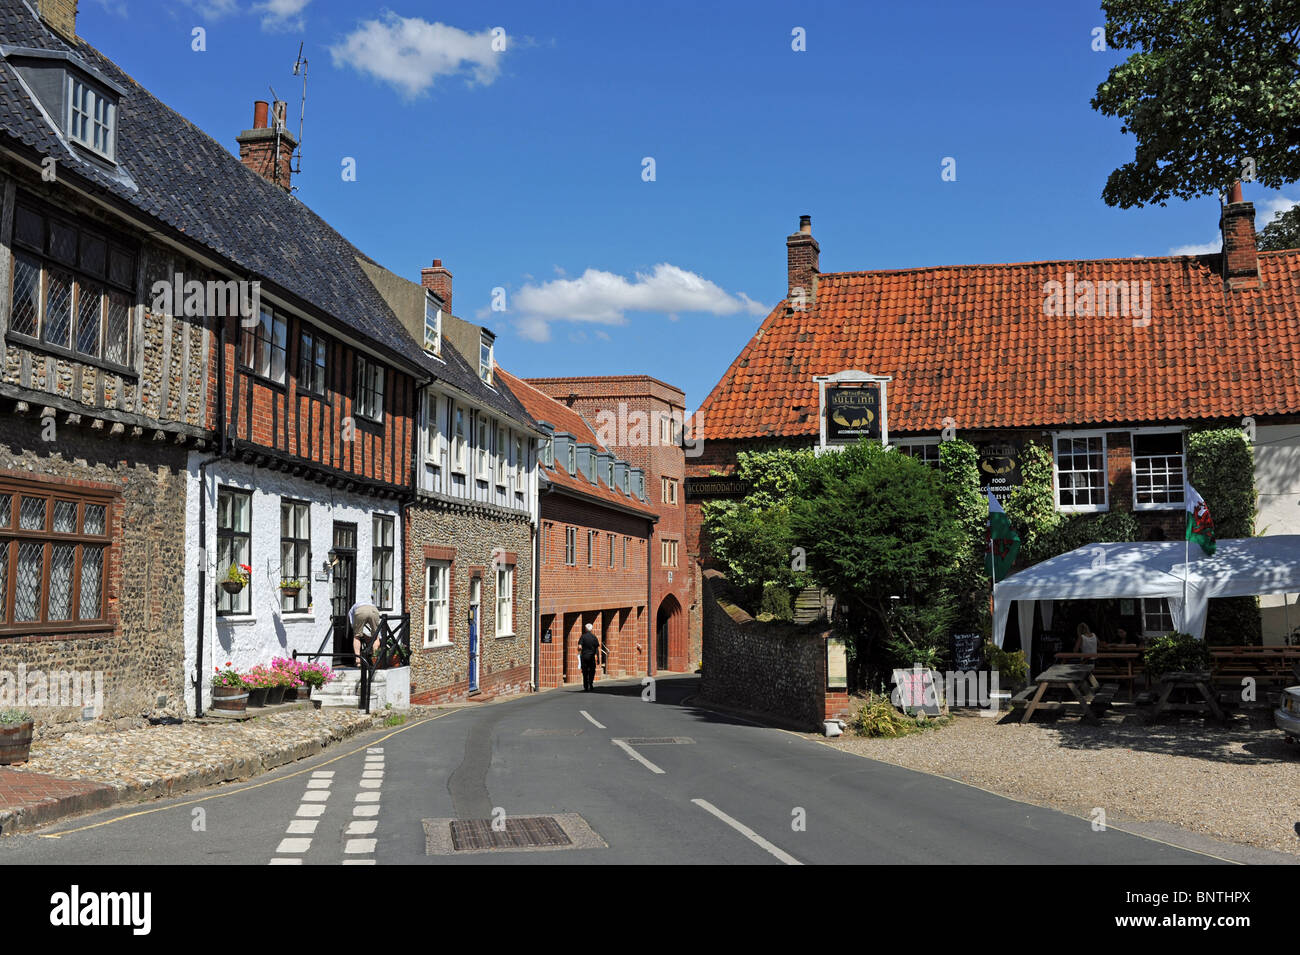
<box><xmin>579</xmin><ymin>631</ymin><xmax>599</xmax><ymax>662</ymax></box>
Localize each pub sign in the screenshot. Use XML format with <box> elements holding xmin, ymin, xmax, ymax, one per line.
<box><xmin>977</xmin><ymin>439</ymin><xmax>1024</xmax><ymax>503</ymax></box>
<box><xmin>825</xmin><ymin>385</ymin><xmax>882</xmax><ymax>443</ymax></box>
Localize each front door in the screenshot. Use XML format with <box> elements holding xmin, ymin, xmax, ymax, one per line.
<box><xmin>331</xmin><ymin>522</ymin><xmax>357</xmax><ymax>661</ymax></box>
<box><xmin>657</xmin><ymin>614</ymin><xmax>669</xmax><ymax>671</ymax></box>
<box><xmin>468</xmin><ymin>576</ymin><xmax>481</xmax><ymax>691</ymax></box>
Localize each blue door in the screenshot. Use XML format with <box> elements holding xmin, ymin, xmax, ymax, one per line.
<box><xmin>468</xmin><ymin>576</ymin><xmax>481</xmax><ymax>691</ymax></box>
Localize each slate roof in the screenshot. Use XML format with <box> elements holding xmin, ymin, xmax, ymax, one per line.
<box><xmin>698</xmin><ymin>250</ymin><xmax>1300</xmax><ymax>440</ymax></box>
<box><xmin>494</xmin><ymin>365</ymin><xmax>656</xmax><ymax>519</ymax></box>
<box><xmin>0</xmin><ymin>0</ymin><xmax>531</xmax><ymax>430</ymax></box>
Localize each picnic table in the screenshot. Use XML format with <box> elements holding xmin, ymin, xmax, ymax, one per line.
<box><xmin>1014</xmin><ymin>663</ymin><xmax>1117</xmax><ymax>724</ymax></box>
<box><xmin>1210</xmin><ymin>649</ymin><xmax>1300</xmax><ymax>691</ymax></box>
<box><xmin>1147</xmin><ymin>670</ymin><xmax>1225</xmax><ymax>722</ymax></box>
<box><xmin>1053</xmin><ymin>651</ymin><xmax>1144</xmax><ymax>699</ymax></box>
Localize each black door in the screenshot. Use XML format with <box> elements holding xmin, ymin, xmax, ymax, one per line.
<box><xmin>657</xmin><ymin>612</ymin><xmax>669</xmax><ymax>671</ymax></box>
<box><xmin>331</xmin><ymin>522</ymin><xmax>357</xmax><ymax>660</ymax></box>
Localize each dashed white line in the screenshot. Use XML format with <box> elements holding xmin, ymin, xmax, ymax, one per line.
<box><xmin>612</xmin><ymin>739</ymin><xmax>665</xmax><ymax>775</ymax></box>
<box><xmin>275</xmin><ymin>837</ymin><xmax>313</xmax><ymax>854</ymax></box>
<box><xmin>286</xmin><ymin>819</ymin><xmax>318</xmax><ymax>835</ymax></box>
<box><xmin>346</xmin><ymin>820</ymin><xmax>378</xmax><ymax>835</ymax></box>
<box><xmin>691</xmin><ymin>798</ymin><xmax>802</xmax><ymax>866</ymax></box>
<box><xmin>580</xmin><ymin>710</ymin><xmax>606</xmax><ymax>729</ymax></box>
<box><xmin>296</xmin><ymin>804</ymin><xmax>326</xmax><ymax>818</ymax></box>
<box><xmin>344</xmin><ymin>838</ymin><xmax>377</xmax><ymax>854</ymax></box>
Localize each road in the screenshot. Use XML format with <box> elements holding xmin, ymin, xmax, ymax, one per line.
<box><xmin>0</xmin><ymin>675</ymin><xmax>1228</xmax><ymax>864</ymax></box>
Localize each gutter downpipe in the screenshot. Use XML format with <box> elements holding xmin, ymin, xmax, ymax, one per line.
<box><xmin>535</xmin><ymin>479</ymin><xmax>552</xmax><ymax>692</ymax></box>
<box><xmin>194</xmin><ymin>313</ymin><xmax>229</xmax><ymax>718</ymax></box>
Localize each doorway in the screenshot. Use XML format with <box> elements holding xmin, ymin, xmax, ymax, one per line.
<box><xmin>331</xmin><ymin>522</ymin><xmax>357</xmax><ymax>661</ymax></box>
<box><xmin>468</xmin><ymin>575</ymin><xmax>481</xmax><ymax>692</ymax></box>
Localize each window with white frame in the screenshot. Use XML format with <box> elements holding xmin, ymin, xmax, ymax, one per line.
<box><xmin>355</xmin><ymin>356</ymin><xmax>385</xmax><ymax>421</ymax></box>
<box><xmin>425</xmin><ymin>393</ymin><xmax>441</xmax><ymax>461</ymax></box>
<box><xmin>588</xmin><ymin>530</ymin><xmax>597</xmax><ymax>566</ymax></box>
<box><xmin>423</xmin><ymin>561</ymin><xmax>450</xmax><ymax>647</ymax></box>
<box><xmin>1132</xmin><ymin>431</ymin><xmax>1185</xmax><ymax>510</ymax></box>
<box><xmin>1141</xmin><ymin>598</ymin><xmax>1174</xmax><ymax>637</ymax></box>
<box><xmin>661</xmin><ymin>538</ymin><xmax>679</xmax><ymax>568</ymax></box>
<box><xmin>514</xmin><ymin>436</ymin><xmax>526</xmax><ymax>491</ymax></box>
<box><xmin>1053</xmin><ymin>433</ymin><xmax>1108</xmax><ymax>512</ymax></box>
<box><xmin>241</xmin><ymin>306</ymin><xmax>287</xmax><ymax>384</ymax></box>
<box><xmin>662</xmin><ymin>476</ymin><xmax>678</xmax><ymax>505</ymax></box>
<box><xmin>372</xmin><ymin>515</ymin><xmax>395</xmax><ymax>611</ymax></box>
<box><xmin>495</xmin><ymin>423</ymin><xmax>507</xmax><ymax>487</ymax></box>
<box><xmin>495</xmin><ymin>564</ymin><xmax>513</xmax><ymax>636</ymax></box>
<box><xmin>608</xmin><ymin>533</ymin><xmax>615</xmax><ymax>568</ymax></box>
<box><xmin>279</xmin><ymin>499</ymin><xmax>310</xmax><ymax>614</ymax></box>
<box><xmin>539</xmin><ymin>436</ymin><xmax>553</xmax><ymax>468</ymax></box>
<box><xmin>424</xmin><ymin>294</ymin><xmax>441</xmax><ymax>354</ymax></box>
<box><xmin>479</xmin><ymin>334</ymin><xmax>493</xmax><ymax>383</ymax></box>
<box><xmin>895</xmin><ymin>439</ymin><xmax>941</xmax><ymax>467</ymax></box>
<box><xmin>565</xmin><ymin>526</ymin><xmax>576</xmax><ymax>565</ymax></box>
<box><xmin>476</xmin><ymin>415</ymin><xmax>490</xmax><ymax>480</ymax></box>
<box><xmin>566</xmin><ymin>445</ymin><xmax>576</xmax><ymax>475</ymax></box>
<box><xmin>66</xmin><ymin>73</ymin><xmax>117</xmax><ymax>161</ymax></box>
<box><xmin>659</xmin><ymin>415</ymin><xmax>677</xmax><ymax>445</ymax></box>
<box><xmin>451</xmin><ymin>403</ymin><xmax>467</xmax><ymax>472</ymax></box>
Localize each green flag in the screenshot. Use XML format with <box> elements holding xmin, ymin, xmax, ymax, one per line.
<box><xmin>1184</xmin><ymin>482</ymin><xmax>1216</xmax><ymax>556</ymax></box>
<box><xmin>985</xmin><ymin>492</ymin><xmax>1020</xmax><ymax>581</ymax></box>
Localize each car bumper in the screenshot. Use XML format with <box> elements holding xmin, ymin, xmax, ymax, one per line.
<box><xmin>1274</xmin><ymin>705</ymin><xmax>1300</xmax><ymax>737</ymax></box>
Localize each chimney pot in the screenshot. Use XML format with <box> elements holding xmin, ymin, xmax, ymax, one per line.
<box><xmin>787</xmin><ymin>214</ymin><xmax>820</xmax><ymax>308</ymax></box>
<box><xmin>237</xmin><ymin>100</ymin><xmax>298</xmax><ymax>191</ymax></box>
<box><xmin>421</xmin><ymin>259</ymin><xmax>453</xmax><ymax>314</ymax></box>
<box><xmin>799</xmin><ymin>214</ymin><xmax>812</xmax><ymax>235</ymax></box>
<box><xmin>1227</xmin><ymin>180</ymin><xmax>1244</xmax><ymax>204</ymax></box>
<box><xmin>1219</xmin><ymin>183</ymin><xmax>1260</xmax><ymax>291</ymax></box>
<box><xmin>432</xmin><ymin>259</ymin><xmax>442</xmax><ymax>268</ymax></box>
<box><xmin>253</xmin><ymin>100</ymin><xmax>269</xmax><ymax>130</ymax></box>
<box><xmin>272</xmin><ymin>100</ymin><xmax>287</xmax><ymax>130</ymax></box>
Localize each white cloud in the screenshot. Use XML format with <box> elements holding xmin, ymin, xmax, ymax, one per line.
<box><xmin>254</xmin><ymin>0</ymin><xmax>309</xmax><ymax>31</ymax></box>
<box><xmin>329</xmin><ymin>15</ymin><xmax>505</xmax><ymax>98</ymax></box>
<box><xmin>1168</xmin><ymin>239</ymin><xmax>1221</xmax><ymax>256</ymax></box>
<box><xmin>1259</xmin><ymin>194</ymin><xmax>1300</xmax><ymax>226</ymax></box>
<box><xmin>88</xmin><ymin>0</ymin><xmax>129</xmax><ymax>16</ymax></box>
<box><xmin>1168</xmin><ymin>193</ymin><xmax>1300</xmax><ymax>256</ymax></box>
<box><xmin>510</xmin><ymin>263</ymin><xmax>767</xmax><ymax>341</ymax></box>
<box><xmin>179</xmin><ymin>0</ymin><xmax>240</xmax><ymax>18</ymax></box>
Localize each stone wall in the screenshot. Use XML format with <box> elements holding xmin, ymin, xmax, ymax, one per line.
<box><xmin>0</xmin><ymin>415</ymin><xmax>189</xmax><ymax>737</ymax></box>
<box><xmin>699</xmin><ymin>569</ymin><xmax>829</xmax><ymax>731</ymax></box>
<box><xmin>405</xmin><ymin>496</ymin><xmax>534</xmax><ymax>703</ymax></box>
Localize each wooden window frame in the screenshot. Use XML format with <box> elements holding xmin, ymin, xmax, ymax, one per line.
<box><xmin>423</xmin><ymin>559</ymin><xmax>450</xmax><ymax>648</ymax></box>
<box><xmin>298</xmin><ymin>326</ymin><xmax>328</xmax><ymax>396</ymax></box>
<box><xmin>372</xmin><ymin>514</ymin><xmax>395</xmax><ymax>611</ymax></box>
<box><xmin>565</xmin><ymin>526</ymin><xmax>576</xmax><ymax>566</ymax></box>
<box><xmin>495</xmin><ymin>562</ymin><xmax>514</xmax><ymax>637</ymax></box>
<box><xmin>217</xmin><ymin>486</ymin><xmax>252</xmax><ymax>616</ymax></box>
<box><xmin>279</xmin><ymin>498</ymin><xmax>311</xmax><ymax>614</ymax></box>
<box><xmin>1052</xmin><ymin>431</ymin><xmax>1109</xmax><ymax>514</ymax></box>
<box><xmin>1130</xmin><ymin>428</ymin><xmax>1186</xmax><ymax>512</ymax></box>
<box><xmin>0</xmin><ymin>476</ymin><xmax>113</xmax><ymax>635</ymax></box>
<box><xmin>354</xmin><ymin>355</ymin><xmax>385</xmax><ymax>422</ymax></box>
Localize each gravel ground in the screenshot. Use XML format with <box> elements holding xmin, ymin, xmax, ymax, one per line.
<box><xmin>8</xmin><ymin>707</ymin><xmax>381</xmax><ymax>800</ymax></box>
<box><xmin>823</xmin><ymin>706</ymin><xmax>1300</xmax><ymax>856</ymax></box>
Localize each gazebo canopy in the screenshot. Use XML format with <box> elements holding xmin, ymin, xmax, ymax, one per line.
<box><xmin>992</xmin><ymin>536</ymin><xmax>1300</xmax><ymax>645</ymax></box>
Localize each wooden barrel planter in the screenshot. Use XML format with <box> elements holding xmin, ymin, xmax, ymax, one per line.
<box><xmin>0</xmin><ymin>720</ymin><xmax>34</xmax><ymax>765</ymax></box>
<box><xmin>211</xmin><ymin>685</ymin><xmax>248</xmax><ymax>713</ymax></box>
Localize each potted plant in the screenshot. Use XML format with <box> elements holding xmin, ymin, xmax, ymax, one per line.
<box><xmin>243</xmin><ymin>665</ymin><xmax>272</xmax><ymax>706</ymax></box>
<box><xmin>296</xmin><ymin>662</ymin><xmax>333</xmax><ymax>700</ymax></box>
<box><xmin>211</xmin><ymin>662</ymin><xmax>248</xmax><ymax>713</ymax></box>
<box><xmin>279</xmin><ymin>577</ymin><xmax>305</xmax><ymax>599</ymax></box>
<box><xmin>984</xmin><ymin>641</ymin><xmax>1029</xmax><ymax>696</ymax></box>
<box><xmin>221</xmin><ymin>563</ymin><xmax>251</xmax><ymax>596</ymax></box>
<box><xmin>1144</xmin><ymin>632</ymin><xmax>1212</xmax><ymax>679</ymax></box>
<box><xmin>272</xmin><ymin>658</ymin><xmax>305</xmax><ymax>701</ymax></box>
<box><xmin>266</xmin><ymin>665</ymin><xmax>293</xmax><ymax>705</ymax></box>
<box><xmin>0</xmin><ymin>709</ymin><xmax>34</xmax><ymax>765</ymax></box>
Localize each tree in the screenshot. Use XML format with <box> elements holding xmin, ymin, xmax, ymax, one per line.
<box><xmin>790</xmin><ymin>441</ymin><xmax>965</xmax><ymax>687</ymax></box>
<box><xmin>1257</xmin><ymin>203</ymin><xmax>1300</xmax><ymax>250</ymax></box>
<box><xmin>1091</xmin><ymin>0</ymin><xmax>1300</xmax><ymax>207</ymax></box>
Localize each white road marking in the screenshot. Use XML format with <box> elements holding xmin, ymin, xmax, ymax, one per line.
<box><xmin>355</xmin><ymin>792</ymin><xmax>381</xmax><ymax>803</ymax></box>
<box><xmin>359</xmin><ymin>779</ymin><xmax>382</xmax><ymax>789</ymax></box>
<box><xmin>269</xmin><ymin>858</ymin><xmax>302</xmax><ymax>865</ymax></box>
<box><xmin>690</xmin><ymin>798</ymin><xmax>802</xmax><ymax>866</ymax></box>
<box><xmin>367</xmin><ymin>747</ymin><xmax>384</xmax><ymax>753</ymax></box>
<box><xmin>306</xmin><ymin>779</ymin><xmax>331</xmax><ymax>789</ymax></box>
<box><xmin>311</xmin><ymin>771</ymin><xmax>335</xmax><ymax>779</ymax></box>
<box><xmin>286</xmin><ymin>819</ymin><xmax>318</xmax><ymax>835</ymax></box>
<box><xmin>296</xmin><ymin>804</ymin><xmax>326</xmax><ymax>818</ymax></box>
<box><xmin>353</xmin><ymin>805</ymin><xmax>379</xmax><ymax>817</ymax></box>
<box><xmin>344</xmin><ymin>838</ymin><xmax>377</xmax><ymax>854</ymax></box>
<box><xmin>346</xmin><ymin>820</ymin><xmax>378</xmax><ymax>835</ymax></box>
<box><xmin>580</xmin><ymin>710</ymin><xmax>606</xmax><ymax>729</ymax></box>
<box><xmin>276</xmin><ymin>837</ymin><xmax>313</xmax><ymax>854</ymax></box>
<box><xmin>301</xmin><ymin>790</ymin><xmax>331</xmax><ymax>802</ymax></box>
<box><xmin>613</xmin><ymin>739</ymin><xmax>665</xmax><ymax>774</ymax></box>
<box><xmin>362</xmin><ymin>770</ymin><xmax>384</xmax><ymax>778</ymax></box>
<box><xmin>342</xmin><ymin>859</ymin><xmax>375</xmax><ymax>865</ymax></box>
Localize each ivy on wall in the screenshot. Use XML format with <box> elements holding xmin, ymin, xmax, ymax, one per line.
<box><xmin>1188</xmin><ymin>428</ymin><xmax>1259</xmax><ymax>645</ymax></box>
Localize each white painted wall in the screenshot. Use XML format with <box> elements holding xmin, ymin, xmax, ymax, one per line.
<box><xmin>1254</xmin><ymin>425</ymin><xmax>1300</xmax><ymax>645</ymax></box>
<box><xmin>182</xmin><ymin>453</ymin><xmax>403</xmax><ymax>713</ymax></box>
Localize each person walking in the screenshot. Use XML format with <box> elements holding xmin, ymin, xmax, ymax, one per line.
<box><xmin>350</xmin><ymin>598</ymin><xmax>381</xmax><ymax>666</ymax></box>
<box><xmin>579</xmin><ymin>623</ymin><xmax>600</xmax><ymax>691</ymax></box>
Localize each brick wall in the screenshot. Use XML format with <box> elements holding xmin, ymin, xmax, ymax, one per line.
<box><xmin>699</xmin><ymin>569</ymin><xmax>831</xmax><ymax>732</ymax></box>
<box><xmin>0</xmin><ymin>416</ymin><xmax>188</xmax><ymax>736</ymax></box>
<box><xmin>405</xmin><ymin>498</ymin><xmax>533</xmax><ymax>704</ymax></box>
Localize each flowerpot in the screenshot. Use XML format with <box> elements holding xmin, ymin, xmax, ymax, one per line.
<box><xmin>211</xmin><ymin>685</ymin><xmax>248</xmax><ymax>713</ymax></box>
<box><xmin>221</xmin><ymin>580</ymin><xmax>245</xmax><ymax>596</ymax></box>
<box><xmin>247</xmin><ymin>686</ymin><xmax>268</xmax><ymax>707</ymax></box>
<box><xmin>280</xmin><ymin>587</ymin><xmax>301</xmax><ymax>599</ymax></box>
<box><xmin>295</xmin><ymin>685</ymin><xmax>311</xmax><ymax>701</ymax></box>
<box><xmin>266</xmin><ymin>685</ymin><xmax>286</xmax><ymax>705</ymax></box>
<box><xmin>0</xmin><ymin>720</ymin><xmax>34</xmax><ymax>765</ymax></box>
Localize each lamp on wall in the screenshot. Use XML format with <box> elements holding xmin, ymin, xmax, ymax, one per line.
<box><xmin>322</xmin><ymin>548</ymin><xmax>338</xmax><ymax>574</ymax></box>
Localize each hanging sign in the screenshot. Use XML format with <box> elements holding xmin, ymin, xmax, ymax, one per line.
<box><xmin>826</xmin><ymin>385</ymin><xmax>882</xmax><ymax>443</ymax></box>
<box><xmin>977</xmin><ymin>439</ymin><xmax>1024</xmax><ymax>503</ymax></box>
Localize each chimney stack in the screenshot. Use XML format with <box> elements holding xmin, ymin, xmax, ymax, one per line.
<box><xmin>1220</xmin><ymin>181</ymin><xmax>1260</xmax><ymax>291</ymax></box>
<box><xmin>787</xmin><ymin>214</ymin><xmax>820</xmax><ymax>309</ymax></box>
<box><xmin>421</xmin><ymin>259</ymin><xmax>453</xmax><ymax>314</ymax></box>
<box><xmin>236</xmin><ymin>100</ymin><xmax>297</xmax><ymax>192</ymax></box>
<box><xmin>37</xmin><ymin>0</ymin><xmax>77</xmax><ymax>43</ymax></box>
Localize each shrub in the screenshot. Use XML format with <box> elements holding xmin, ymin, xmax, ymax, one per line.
<box><xmin>759</xmin><ymin>582</ymin><xmax>794</xmax><ymax>622</ymax></box>
<box><xmin>983</xmin><ymin>642</ymin><xmax>1029</xmax><ymax>686</ymax></box>
<box><xmin>853</xmin><ymin>693</ymin><xmax>916</xmax><ymax>738</ymax></box>
<box><xmin>0</xmin><ymin>708</ymin><xmax>32</xmax><ymax>726</ymax></box>
<box><xmin>1143</xmin><ymin>632</ymin><xmax>1211</xmax><ymax>677</ymax></box>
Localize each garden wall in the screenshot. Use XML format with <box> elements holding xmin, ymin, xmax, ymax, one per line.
<box><xmin>699</xmin><ymin>569</ymin><xmax>845</xmax><ymax>731</ymax></box>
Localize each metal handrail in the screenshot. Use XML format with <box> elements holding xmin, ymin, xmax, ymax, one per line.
<box><xmin>294</xmin><ymin>613</ymin><xmax>411</xmax><ymax>712</ymax></box>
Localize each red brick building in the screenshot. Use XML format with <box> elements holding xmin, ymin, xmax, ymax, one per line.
<box><xmin>689</xmin><ymin>206</ymin><xmax>1300</xmax><ymax>648</ymax></box>
<box><xmin>497</xmin><ymin>368</ymin><xmax>658</xmax><ymax>688</ymax></box>
<box><xmin>525</xmin><ymin>375</ymin><xmax>694</xmax><ymax>672</ymax></box>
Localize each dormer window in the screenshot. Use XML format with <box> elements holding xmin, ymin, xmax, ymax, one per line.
<box><xmin>66</xmin><ymin>73</ymin><xmax>117</xmax><ymax>162</ymax></box>
<box><xmin>424</xmin><ymin>294</ymin><xmax>441</xmax><ymax>355</ymax></box>
<box><xmin>479</xmin><ymin>334</ymin><xmax>493</xmax><ymax>383</ymax></box>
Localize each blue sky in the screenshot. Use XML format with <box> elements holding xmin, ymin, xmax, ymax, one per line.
<box><xmin>79</xmin><ymin>0</ymin><xmax>1297</xmax><ymax>409</ymax></box>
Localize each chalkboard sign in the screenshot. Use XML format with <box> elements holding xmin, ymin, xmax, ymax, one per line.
<box><xmin>891</xmin><ymin>667</ymin><xmax>943</xmax><ymax>716</ymax></box>
<box><xmin>951</xmin><ymin>632</ymin><xmax>982</xmax><ymax>672</ymax></box>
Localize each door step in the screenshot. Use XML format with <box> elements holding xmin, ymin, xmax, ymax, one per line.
<box><xmin>465</xmin><ymin>690</ymin><xmax>496</xmax><ymax>703</ymax></box>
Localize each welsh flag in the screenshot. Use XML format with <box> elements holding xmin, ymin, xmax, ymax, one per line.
<box><xmin>985</xmin><ymin>492</ymin><xmax>1020</xmax><ymax>581</ymax></box>
<box><xmin>1185</xmin><ymin>483</ymin><xmax>1216</xmax><ymax>556</ymax></box>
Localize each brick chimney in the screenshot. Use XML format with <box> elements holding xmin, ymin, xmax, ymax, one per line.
<box><xmin>236</xmin><ymin>100</ymin><xmax>297</xmax><ymax>192</ymax></box>
<box><xmin>37</xmin><ymin>0</ymin><xmax>77</xmax><ymax>43</ymax></box>
<box><xmin>1220</xmin><ymin>181</ymin><xmax>1260</xmax><ymax>291</ymax></box>
<box><xmin>787</xmin><ymin>214</ymin><xmax>819</xmax><ymax>309</ymax></box>
<box><xmin>421</xmin><ymin>259</ymin><xmax>453</xmax><ymax>314</ymax></box>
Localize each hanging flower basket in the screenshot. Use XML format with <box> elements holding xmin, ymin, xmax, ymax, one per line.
<box><xmin>221</xmin><ymin>580</ymin><xmax>245</xmax><ymax>595</ymax></box>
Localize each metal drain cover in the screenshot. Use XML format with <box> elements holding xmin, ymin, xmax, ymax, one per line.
<box><xmin>423</xmin><ymin>813</ymin><xmax>606</xmax><ymax>855</ymax></box>
<box><xmin>451</xmin><ymin>816</ymin><xmax>570</xmax><ymax>851</ymax></box>
<box><xmin>621</xmin><ymin>737</ymin><xmax>695</xmax><ymax>745</ymax></box>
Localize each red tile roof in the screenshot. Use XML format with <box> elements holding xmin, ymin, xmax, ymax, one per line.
<box><xmin>698</xmin><ymin>251</ymin><xmax>1300</xmax><ymax>439</ymax></box>
<box><xmin>494</xmin><ymin>366</ymin><xmax>657</xmax><ymax>519</ymax></box>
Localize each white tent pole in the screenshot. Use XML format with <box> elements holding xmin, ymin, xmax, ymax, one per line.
<box><xmin>1183</xmin><ymin>536</ymin><xmax>1189</xmax><ymax>634</ymax></box>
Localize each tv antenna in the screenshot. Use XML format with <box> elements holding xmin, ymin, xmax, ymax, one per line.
<box><xmin>291</xmin><ymin>43</ymin><xmax>308</xmax><ymax>175</ymax></box>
